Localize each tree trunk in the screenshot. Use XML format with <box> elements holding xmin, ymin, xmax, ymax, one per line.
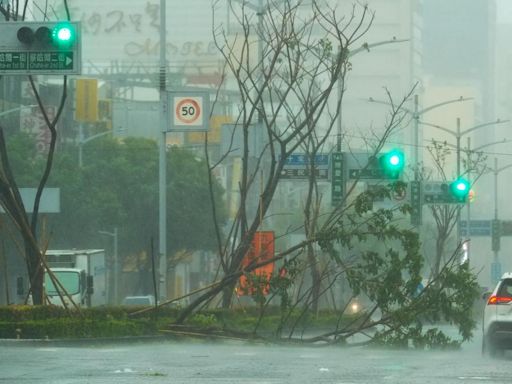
<box><xmin>222</xmin><ymin>282</ymin><xmax>235</xmax><ymax>308</ymax></box>
<box><xmin>26</xmin><ymin>247</ymin><xmax>43</xmax><ymax>305</ymax></box>
<box><xmin>307</xmin><ymin>244</ymin><xmax>321</xmax><ymax>313</ymax></box>
<box><xmin>433</xmin><ymin>235</ymin><xmax>446</xmax><ymax>279</ymax></box>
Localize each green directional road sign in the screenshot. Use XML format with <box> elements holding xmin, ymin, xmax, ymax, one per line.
<box><xmin>410</xmin><ymin>181</ymin><xmax>422</xmax><ymax>226</ymax></box>
<box><xmin>0</xmin><ymin>51</ymin><xmax>75</xmax><ymax>73</ymax></box>
<box><xmin>349</xmin><ymin>168</ymin><xmax>384</xmax><ymax>180</ymax></box>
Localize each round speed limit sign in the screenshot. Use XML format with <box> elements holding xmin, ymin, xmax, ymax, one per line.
<box><xmin>169</xmin><ymin>92</ymin><xmax>210</xmax><ymax>132</ymax></box>
<box><xmin>175</xmin><ymin>98</ymin><xmax>201</xmax><ymax>125</ymax></box>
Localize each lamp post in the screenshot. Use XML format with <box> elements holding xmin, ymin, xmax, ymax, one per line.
<box><xmin>333</xmin><ymin>38</ymin><xmax>408</xmax><ymax>151</ymax></box>
<box><xmin>78</xmin><ymin>123</ymin><xmax>126</xmax><ymax>167</ymax></box>
<box><xmin>419</xmin><ymin>118</ymin><xmax>509</xmax><ymax>181</ymax></box>
<box><xmin>99</xmin><ymin>227</ymin><xmax>118</xmax><ymax>305</ymax></box>
<box><xmin>419</xmin><ymin>118</ymin><xmax>510</xmax><ymax>245</ymax></box>
<box><xmin>461</xmin><ymin>138</ymin><xmax>509</xmax><ymax>262</ymax></box>
<box><xmin>490</xmin><ymin>159</ymin><xmax>512</xmax><ymax>282</ymax></box>
<box><xmin>78</xmin><ymin>129</ymin><xmax>112</xmax><ymax>168</ymax></box>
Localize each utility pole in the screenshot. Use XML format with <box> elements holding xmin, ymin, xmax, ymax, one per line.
<box><xmin>158</xmin><ymin>0</ymin><xmax>168</xmax><ymax>301</ymax></box>
<box><xmin>463</xmin><ymin>138</ymin><xmax>508</xmax><ymax>263</ymax></box>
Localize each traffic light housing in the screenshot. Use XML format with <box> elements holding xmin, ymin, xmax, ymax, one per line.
<box><xmin>449</xmin><ymin>178</ymin><xmax>470</xmax><ymax>202</ymax></box>
<box><xmin>0</xmin><ymin>21</ymin><xmax>81</xmax><ymax>75</ymax></box>
<box><xmin>16</xmin><ymin>22</ymin><xmax>76</xmax><ymax>49</ymax></box>
<box><xmin>379</xmin><ymin>149</ymin><xmax>405</xmax><ymax>179</ymax></box>
<box><xmin>423</xmin><ymin>179</ymin><xmax>470</xmax><ymax>204</ymax></box>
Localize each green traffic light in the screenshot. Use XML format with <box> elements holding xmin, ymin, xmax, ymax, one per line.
<box><xmin>52</xmin><ymin>23</ymin><xmax>75</xmax><ymax>46</ymax></box>
<box><xmin>450</xmin><ymin>178</ymin><xmax>470</xmax><ymax>201</ymax></box>
<box><xmin>379</xmin><ymin>149</ymin><xmax>405</xmax><ymax>178</ymax></box>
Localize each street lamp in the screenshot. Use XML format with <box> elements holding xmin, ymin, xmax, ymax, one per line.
<box><xmin>462</xmin><ymin>137</ymin><xmax>509</xmax><ymax>261</ymax></box>
<box><xmin>78</xmin><ymin>126</ymin><xmax>127</xmax><ymax>167</ymax></box>
<box><xmin>419</xmin><ymin>117</ymin><xmax>509</xmax><ymax>245</ymax></box>
<box><xmin>335</xmin><ymin>38</ymin><xmax>409</xmax><ymax>151</ymax></box>
<box><xmin>78</xmin><ymin>129</ymin><xmax>111</xmax><ymax>168</ymax></box>
<box><xmin>419</xmin><ymin>118</ymin><xmax>509</xmax><ymax>178</ymax></box>
<box><xmin>99</xmin><ymin>228</ymin><xmax>118</xmax><ymax>305</ymax></box>
<box><xmin>490</xmin><ymin>158</ymin><xmax>512</xmax><ymax>282</ymax></box>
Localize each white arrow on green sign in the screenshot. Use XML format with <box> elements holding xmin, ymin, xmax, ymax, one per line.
<box><xmin>0</xmin><ymin>51</ymin><xmax>76</xmax><ymax>74</ymax></box>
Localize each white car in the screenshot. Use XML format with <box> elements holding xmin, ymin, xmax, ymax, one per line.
<box><xmin>482</xmin><ymin>272</ymin><xmax>512</xmax><ymax>356</ymax></box>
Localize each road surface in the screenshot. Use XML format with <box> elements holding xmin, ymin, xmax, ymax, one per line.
<box><xmin>0</xmin><ymin>330</ymin><xmax>511</xmax><ymax>383</ymax></box>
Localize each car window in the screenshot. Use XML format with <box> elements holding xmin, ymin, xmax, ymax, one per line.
<box><xmin>498</xmin><ymin>279</ymin><xmax>512</xmax><ymax>297</ymax></box>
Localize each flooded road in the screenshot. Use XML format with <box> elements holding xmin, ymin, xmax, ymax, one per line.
<box><xmin>0</xmin><ymin>331</ymin><xmax>511</xmax><ymax>383</ymax></box>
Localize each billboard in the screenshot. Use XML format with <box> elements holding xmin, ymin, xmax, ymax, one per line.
<box><xmin>238</xmin><ymin>231</ymin><xmax>275</xmax><ymax>297</ymax></box>
<box><xmin>46</xmin><ymin>0</ymin><xmax>221</xmax><ymax>68</ymax></box>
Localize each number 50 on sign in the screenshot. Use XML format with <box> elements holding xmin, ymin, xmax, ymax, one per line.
<box><xmin>168</xmin><ymin>91</ymin><xmax>210</xmax><ymax>132</ymax></box>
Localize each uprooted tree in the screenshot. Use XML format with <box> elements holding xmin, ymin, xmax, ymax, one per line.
<box><xmin>169</xmin><ymin>0</ymin><xmax>480</xmax><ymax>347</ymax></box>
<box><xmin>0</xmin><ymin>0</ymin><xmax>71</xmax><ymax>305</ymax></box>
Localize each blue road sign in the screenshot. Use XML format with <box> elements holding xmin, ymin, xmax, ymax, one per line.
<box><xmin>460</xmin><ymin>220</ymin><xmax>491</xmax><ymax>237</ymax></box>
<box><xmin>283</xmin><ymin>153</ymin><xmax>329</xmax><ymax>167</ymax></box>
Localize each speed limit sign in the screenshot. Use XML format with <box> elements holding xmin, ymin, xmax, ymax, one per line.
<box><xmin>168</xmin><ymin>91</ymin><xmax>210</xmax><ymax>132</ymax></box>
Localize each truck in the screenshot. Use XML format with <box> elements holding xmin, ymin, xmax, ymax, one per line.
<box><xmin>44</xmin><ymin>249</ymin><xmax>106</xmax><ymax>307</ymax></box>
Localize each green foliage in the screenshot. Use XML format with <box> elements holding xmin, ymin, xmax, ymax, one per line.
<box><xmin>36</xmin><ymin>136</ymin><xmax>227</xmax><ymax>256</ymax></box>
<box><xmin>317</xmin><ymin>184</ymin><xmax>480</xmax><ymax>349</ymax></box>
<box><xmin>0</xmin><ymin>318</ymin><xmax>158</xmax><ymax>339</ymax></box>
<box><xmin>0</xmin><ymin>305</ymin><xmax>177</xmax><ymax>339</ymax></box>
<box><xmin>4</xmin><ymin>133</ymin><xmax>226</xmax><ymax>257</ymax></box>
<box><xmin>6</xmin><ymin>132</ymin><xmax>46</xmax><ymax>186</ymax></box>
<box><xmin>187</xmin><ymin>313</ymin><xmax>219</xmax><ymax>329</ymax></box>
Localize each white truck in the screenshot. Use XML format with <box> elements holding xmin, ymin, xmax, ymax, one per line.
<box><xmin>44</xmin><ymin>249</ymin><xmax>106</xmax><ymax>307</ymax></box>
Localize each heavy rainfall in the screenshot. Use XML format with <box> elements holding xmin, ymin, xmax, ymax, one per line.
<box><xmin>0</xmin><ymin>0</ymin><xmax>512</xmax><ymax>383</ymax></box>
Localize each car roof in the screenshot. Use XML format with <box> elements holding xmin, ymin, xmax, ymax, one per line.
<box><xmin>501</xmin><ymin>272</ymin><xmax>512</xmax><ymax>280</ymax></box>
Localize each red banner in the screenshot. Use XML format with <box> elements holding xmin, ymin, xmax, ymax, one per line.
<box><xmin>238</xmin><ymin>231</ymin><xmax>275</xmax><ymax>296</ymax></box>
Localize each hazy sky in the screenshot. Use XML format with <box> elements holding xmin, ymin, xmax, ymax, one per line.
<box><xmin>496</xmin><ymin>0</ymin><xmax>512</xmax><ymax>23</ymax></box>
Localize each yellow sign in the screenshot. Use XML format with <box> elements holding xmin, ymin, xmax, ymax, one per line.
<box><xmin>186</xmin><ymin>115</ymin><xmax>232</xmax><ymax>144</ymax></box>
<box><xmin>75</xmin><ymin>79</ymin><xmax>98</xmax><ymax>122</ymax></box>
